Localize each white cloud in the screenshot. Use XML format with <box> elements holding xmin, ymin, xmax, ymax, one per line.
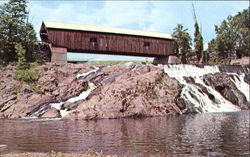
<box><xmin>28</xmin><ymin>1</ymin><xmax>248</xmax><ymax>46</ymax></box>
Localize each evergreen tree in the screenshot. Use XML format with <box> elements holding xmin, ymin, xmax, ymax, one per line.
<box><xmin>0</xmin><ymin>0</ymin><xmax>37</xmax><ymax>64</ymax></box>
<box><xmin>192</xmin><ymin>4</ymin><xmax>204</xmax><ymax>63</ymax></box>
<box><xmin>16</xmin><ymin>43</ymin><xmax>30</xmax><ymax>70</ymax></box>
<box><xmin>173</xmin><ymin>24</ymin><xmax>192</xmax><ymax>64</ymax></box>
<box><xmin>194</xmin><ymin>22</ymin><xmax>204</xmax><ymax>63</ymax></box>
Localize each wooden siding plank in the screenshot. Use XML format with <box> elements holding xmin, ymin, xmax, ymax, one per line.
<box><xmin>124</xmin><ymin>35</ymin><xmax>128</xmax><ymax>53</ymax></box>
<box><xmin>46</xmin><ymin>29</ymin><xmax>174</xmax><ymax>56</ymax></box>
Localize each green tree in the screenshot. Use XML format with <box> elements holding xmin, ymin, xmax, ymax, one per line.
<box><xmin>16</xmin><ymin>43</ymin><xmax>30</xmax><ymax>70</ymax></box>
<box><xmin>194</xmin><ymin>22</ymin><xmax>204</xmax><ymax>63</ymax></box>
<box><xmin>173</xmin><ymin>24</ymin><xmax>192</xmax><ymax>64</ymax></box>
<box><xmin>207</xmin><ymin>39</ymin><xmax>216</xmax><ymax>53</ymax></box>
<box><xmin>15</xmin><ymin>43</ymin><xmax>40</xmax><ymax>83</ymax></box>
<box><xmin>208</xmin><ymin>9</ymin><xmax>249</xmax><ymax>63</ymax></box>
<box><xmin>215</xmin><ymin>19</ymin><xmax>235</xmax><ymax>59</ymax></box>
<box><xmin>230</xmin><ymin>9</ymin><xmax>250</xmax><ymax>58</ymax></box>
<box><xmin>0</xmin><ymin>0</ymin><xmax>37</xmax><ymax>64</ymax></box>
<box><xmin>22</xmin><ymin>23</ymin><xmax>37</xmax><ymax>61</ymax></box>
<box><xmin>192</xmin><ymin>4</ymin><xmax>204</xmax><ymax>63</ymax></box>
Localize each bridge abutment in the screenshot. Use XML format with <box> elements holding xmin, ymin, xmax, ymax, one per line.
<box><xmin>168</xmin><ymin>55</ymin><xmax>181</xmax><ymax>64</ymax></box>
<box><xmin>153</xmin><ymin>56</ymin><xmax>169</xmax><ymax>65</ymax></box>
<box><xmin>51</xmin><ymin>47</ymin><xmax>67</xmax><ymax>64</ymax></box>
<box><xmin>153</xmin><ymin>55</ymin><xmax>180</xmax><ymax>65</ymax></box>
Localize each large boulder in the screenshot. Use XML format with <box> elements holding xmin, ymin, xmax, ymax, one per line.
<box><xmin>41</xmin><ymin>108</ymin><xmax>60</xmax><ymax>118</ymax></box>
<box><xmin>203</xmin><ymin>73</ymin><xmax>249</xmax><ymax>109</ymax></box>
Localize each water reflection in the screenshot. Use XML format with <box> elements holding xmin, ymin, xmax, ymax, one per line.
<box><xmin>0</xmin><ymin>111</ymin><xmax>249</xmax><ymax>156</ymax></box>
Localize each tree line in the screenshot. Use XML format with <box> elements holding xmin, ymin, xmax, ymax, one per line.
<box><xmin>172</xmin><ymin>8</ymin><xmax>249</xmax><ymax>64</ymax></box>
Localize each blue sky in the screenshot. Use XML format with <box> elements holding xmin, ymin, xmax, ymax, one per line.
<box><xmin>26</xmin><ymin>0</ymin><xmax>248</xmax><ymax>61</ymax></box>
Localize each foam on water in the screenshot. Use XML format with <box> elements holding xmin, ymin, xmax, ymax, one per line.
<box><xmin>164</xmin><ymin>64</ymin><xmax>241</xmax><ymax>113</ymax></box>
<box><xmin>51</xmin><ymin>82</ymin><xmax>96</xmax><ymax>117</ymax></box>
<box><xmin>49</xmin><ymin>84</ymin><xmax>96</xmax><ymax>117</ymax></box>
<box><xmin>66</xmin><ymin>83</ymin><xmax>96</xmax><ymax>103</ymax></box>
<box><xmin>50</xmin><ymin>102</ymin><xmax>63</xmax><ymax>110</ymax></box>
<box><xmin>76</xmin><ymin>66</ymin><xmax>99</xmax><ymax>79</ymax></box>
<box><xmin>230</xmin><ymin>73</ymin><xmax>250</xmax><ymax>102</ymax></box>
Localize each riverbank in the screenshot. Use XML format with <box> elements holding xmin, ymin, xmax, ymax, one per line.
<box><xmin>1</xmin><ymin>151</ymin><xmax>117</xmax><ymax>157</ymax></box>
<box><xmin>0</xmin><ymin>152</ymin><xmax>215</xmax><ymax>157</ymax></box>
<box><xmin>0</xmin><ymin>62</ymin><xmax>249</xmax><ymax>119</ymax></box>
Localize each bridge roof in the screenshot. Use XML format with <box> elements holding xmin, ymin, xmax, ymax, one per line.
<box><xmin>43</xmin><ymin>21</ymin><xmax>173</xmax><ymax>40</ymax></box>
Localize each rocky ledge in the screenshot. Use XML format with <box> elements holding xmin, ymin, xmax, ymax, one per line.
<box><xmin>0</xmin><ymin>63</ymin><xmax>249</xmax><ymax>119</ymax></box>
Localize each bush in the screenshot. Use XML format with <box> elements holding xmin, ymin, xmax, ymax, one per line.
<box><xmin>15</xmin><ymin>69</ymin><xmax>40</xmax><ymax>83</ymax></box>
<box><xmin>16</xmin><ymin>43</ymin><xmax>30</xmax><ymax>70</ymax></box>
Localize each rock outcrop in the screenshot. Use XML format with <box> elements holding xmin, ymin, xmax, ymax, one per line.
<box><xmin>203</xmin><ymin>73</ymin><xmax>249</xmax><ymax>109</ymax></box>
<box><xmin>0</xmin><ymin>63</ymin><xmax>249</xmax><ymax>119</ymax></box>
<box><xmin>0</xmin><ymin>64</ymin><xmax>93</xmax><ymax>118</ymax></box>
<box><xmin>164</xmin><ymin>64</ymin><xmax>250</xmax><ymax>113</ymax></box>
<box><xmin>67</xmin><ymin>65</ymin><xmax>183</xmax><ymax>119</ymax></box>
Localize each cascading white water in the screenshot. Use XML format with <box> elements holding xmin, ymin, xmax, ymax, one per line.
<box><xmin>76</xmin><ymin>66</ymin><xmax>99</xmax><ymax>79</ymax></box>
<box><xmin>163</xmin><ymin>64</ymin><xmax>242</xmax><ymax>113</ymax></box>
<box><xmin>50</xmin><ymin>82</ymin><xmax>96</xmax><ymax>117</ymax></box>
<box><xmin>48</xmin><ymin>67</ymin><xmax>99</xmax><ymax>117</ymax></box>
<box><xmin>230</xmin><ymin>73</ymin><xmax>250</xmax><ymax>102</ymax></box>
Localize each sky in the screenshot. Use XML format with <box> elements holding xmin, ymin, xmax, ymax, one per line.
<box><xmin>25</xmin><ymin>0</ymin><xmax>248</xmax><ymax>61</ymax></box>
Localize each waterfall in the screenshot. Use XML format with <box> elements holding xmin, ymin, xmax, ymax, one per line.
<box><xmin>230</xmin><ymin>73</ymin><xmax>250</xmax><ymax>102</ymax></box>
<box><xmin>163</xmin><ymin>64</ymin><xmax>248</xmax><ymax>113</ymax></box>
<box><xmin>49</xmin><ymin>67</ymin><xmax>99</xmax><ymax>117</ymax></box>
<box><xmin>28</xmin><ymin>67</ymin><xmax>99</xmax><ymax>118</ymax></box>
<box><xmin>76</xmin><ymin>66</ymin><xmax>99</xmax><ymax>79</ymax></box>
<box><xmin>50</xmin><ymin>82</ymin><xmax>96</xmax><ymax>117</ymax></box>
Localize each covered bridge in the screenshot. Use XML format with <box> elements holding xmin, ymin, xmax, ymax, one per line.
<box><xmin>40</xmin><ymin>21</ymin><xmax>176</xmax><ymax>64</ymax></box>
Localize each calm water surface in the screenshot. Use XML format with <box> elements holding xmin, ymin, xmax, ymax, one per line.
<box><xmin>0</xmin><ymin>111</ymin><xmax>249</xmax><ymax>156</ymax></box>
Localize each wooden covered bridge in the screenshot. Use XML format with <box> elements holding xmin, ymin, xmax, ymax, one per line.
<box><xmin>40</xmin><ymin>21</ymin><xmax>176</xmax><ymax>64</ymax></box>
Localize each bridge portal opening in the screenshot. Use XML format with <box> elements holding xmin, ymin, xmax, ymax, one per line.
<box><xmin>67</xmin><ymin>53</ymin><xmax>154</xmax><ymax>64</ymax></box>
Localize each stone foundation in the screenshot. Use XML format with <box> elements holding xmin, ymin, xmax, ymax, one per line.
<box><xmin>168</xmin><ymin>55</ymin><xmax>181</xmax><ymax>64</ymax></box>
<box><xmin>153</xmin><ymin>55</ymin><xmax>181</xmax><ymax>65</ymax></box>
<box><xmin>51</xmin><ymin>47</ymin><xmax>67</xmax><ymax>64</ymax></box>
<box><xmin>153</xmin><ymin>56</ymin><xmax>169</xmax><ymax>65</ymax></box>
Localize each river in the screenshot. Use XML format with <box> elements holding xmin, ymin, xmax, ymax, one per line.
<box><xmin>0</xmin><ymin>111</ymin><xmax>249</xmax><ymax>156</ymax></box>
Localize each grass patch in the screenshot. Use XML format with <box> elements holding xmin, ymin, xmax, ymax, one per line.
<box><xmin>13</xmin><ymin>84</ymin><xmax>23</xmax><ymax>94</ymax></box>
<box><xmin>155</xmin><ymin>76</ymin><xmax>163</xmax><ymax>84</ymax></box>
<box><xmin>31</xmin><ymin>85</ymin><xmax>44</xmax><ymax>94</ymax></box>
<box><xmin>14</xmin><ymin>69</ymin><xmax>40</xmax><ymax>83</ymax></box>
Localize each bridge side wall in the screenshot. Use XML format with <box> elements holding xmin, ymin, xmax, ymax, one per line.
<box><xmin>47</xmin><ymin>29</ymin><xmax>175</xmax><ymax>57</ymax></box>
